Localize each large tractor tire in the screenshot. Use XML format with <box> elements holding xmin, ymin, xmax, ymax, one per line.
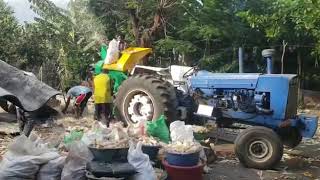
<box><xmin>114</xmin><ymin>74</ymin><xmax>177</xmax><ymax>125</ymax></box>
<box><xmin>235</xmin><ymin>126</ymin><xmax>283</xmax><ymax>170</ymax></box>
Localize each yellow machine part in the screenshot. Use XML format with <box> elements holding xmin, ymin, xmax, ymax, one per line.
<box><xmin>103</xmin><ymin>47</ymin><xmax>152</xmax><ymax>72</ymax></box>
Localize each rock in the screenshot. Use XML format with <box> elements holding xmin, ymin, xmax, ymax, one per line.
<box><xmin>310</xmin><ymin>160</ymin><xmax>320</xmax><ymax>167</ymax></box>
<box><xmin>284</xmin><ymin>157</ymin><xmax>306</xmax><ymax>169</ymax></box>
<box><xmin>214</xmin><ymin>144</ymin><xmax>235</xmax><ymax>157</ymax></box>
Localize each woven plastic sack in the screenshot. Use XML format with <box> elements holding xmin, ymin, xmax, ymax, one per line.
<box><xmin>61</xmin><ymin>141</ymin><xmax>93</xmax><ymax>180</ymax></box>
<box><xmin>0</xmin><ymin>134</ymin><xmax>60</xmax><ymax>180</ymax></box>
<box><xmin>105</xmin><ymin>39</ymin><xmax>119</xmax><ymax>65</ymax></box>
<box><xmin>128</xmin><ymin>141</ymin><xmax>156</xmax><ymax>180</ymax></box>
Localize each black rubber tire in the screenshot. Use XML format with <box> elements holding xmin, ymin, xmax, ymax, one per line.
<box><xmin>277</xmin><ymin>127</ymin><xmax>302</xmax><ymax>148</ymax></box>
<box><xmin>0</xmin><ymin>99</ymin><xmax>9</xmax><ymax>112</ymax></box>
<box><xmin>235</xmin><ymin>126</ymin><xmax>283</xmax><ymax>170</ymax></box>
<box><xmin>114</xmin><ymin>74</ymin><xmax>177</xmax><ymax>125</ymax></box>
<box><xmin>7</xmin><ymin>104</ymin><xmax>16</xmax><ymax>114</ymax></box>
<box><xmin>164</xmin><ymin>81</ymin><xmax>178</xmax><ymax>108</ymax></box>
<box><xmin>0</xmin><ymin>101</ymin><xmax>16</xmax><ymax>114</ymax></box>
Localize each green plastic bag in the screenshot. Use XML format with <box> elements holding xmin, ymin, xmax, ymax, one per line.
<box><xmin>147</xmin><ymin>115</ymin><xmax>170</xmax><ymax>143</ymax></box>
<box><xmin>63</xmin><ymin>130</ymin><xmax>84</xmax><ymax>146</ymax></box>
<box><xmin>94</xmin><ymin>44</ymin><xmax>108</xmax><ymax>75</ymax></box>
<box><xmin>108</xmin><ymin>70</ymin><xmax>128</xmax><ymax>94</ymax></box>
<box><xmin>100</xmin><ymin>44</ymin><xmax>108</xmax><ymax>60</ymax></box>
<box><xmin>94</xmin><ymin>60</ymin><xmax>104</xmax><ymax>75</ymax></box>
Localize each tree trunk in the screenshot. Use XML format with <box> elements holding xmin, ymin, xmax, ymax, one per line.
<box><xmin>129</xmin><ymin>9</ymin><xmax>140</xmax><ymax>46</ymax></box>
<box><xmin>281</xmin><ymin>40</ymin><xmax>287</xmax><ymax>74</ymax></box>
<box><xmin>297</xmin><ymin>48</ymin><xmax>304</xmax><ymax>107</ymax></box>
<box><xmin>139</xmin><ymin>9</ymin><xmax>163</xmax><ymax>64</ymax></box>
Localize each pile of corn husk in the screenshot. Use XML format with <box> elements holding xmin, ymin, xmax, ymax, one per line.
<box><xmin>166</xmin><ymin>141</ymin><xmax>202</xmax><ymax>154</ymax></box>
<box><xmin>66</xmin><ymin>125</ymin><xmax>89</xmax><ymax>132</ymax></box>
<box><xmin>88</xmin><ymin>122</ymin><xmax>129</xmax><ymax>149</ymax></box>
<box><xmin>137</xmin><ymin>136</ymin><xmax>161</xmax><ymax>146</ymax></box>
<box><xmin>192</xmin><ymin>125</ymin><xmax>210</xmax><ymax>133</ymax></box>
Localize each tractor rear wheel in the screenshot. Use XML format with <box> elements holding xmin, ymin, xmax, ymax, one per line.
<box><xmin>235</xmin><ymin>126</ymin><xmax>283</xmax><ymax>169</ymax></box>
<box><xmin>114</xmin><ymin>74</ymin><xmax>177</xmax><ymax>125</ymax></box>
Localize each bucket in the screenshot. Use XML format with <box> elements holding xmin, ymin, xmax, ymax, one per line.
<box><xmin>166</xmin><ymin>151</ymin><xmax>200</xmax><ymax>167</ymax></box>
<box><xmin>142</xmin><ymin>145</ymin><xmax>160</xmax><ymax>161</ymax></box>
<box><xmin>88</xmin><ymin>147</ymin><xmax>129</xmax><ymax>162</ymax></box>
<box><xmin>162</xmin><ymin>160</ymin><xmax>204</xmax><ymax>180</ymax></box>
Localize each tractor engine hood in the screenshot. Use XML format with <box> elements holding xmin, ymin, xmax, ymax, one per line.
<box><xmin>191</xmin><ymin>70</ymin><xmax>260</xmax><ymax>89</ymax></box>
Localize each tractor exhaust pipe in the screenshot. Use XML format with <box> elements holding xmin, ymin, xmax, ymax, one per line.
<box><xmin>262</xmin><ymin>49</ymin><xmax>275</xmax><ymax>74</ymax></box>
<box><xmin>239</xmin><ymin>47</ymin><xmax>244</xmax><ymax>73</ymax></box>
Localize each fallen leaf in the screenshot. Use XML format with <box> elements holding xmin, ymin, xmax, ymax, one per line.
<box><xmin>303</xmin><ymin>171</ymin><xmax>313</xmax><ymax>178</ymax></box>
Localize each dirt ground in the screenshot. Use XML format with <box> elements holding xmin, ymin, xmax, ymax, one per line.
<box><xmin>0</xmin><ymin>102</ymin><xmax>319</xmax><ymax>180</ymax></box>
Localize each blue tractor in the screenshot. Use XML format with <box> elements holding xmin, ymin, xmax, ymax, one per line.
<box><xmin>114</xmin><ymin>49</ymin><xmax>318</xmax><ymax>169</ymax></box>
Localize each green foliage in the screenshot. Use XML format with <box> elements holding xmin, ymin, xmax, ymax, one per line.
<box><xmin>0</xmin><ymin>0</ymin><xmax>22</xmax><ymax>64</ymax></box>
<box><xmin>23</xmin><ymin>0</ymin><xmax>106</xmax><ymax>88</ymax></box>
<box><xmin>155</xmin><ymin>38</ymin><xmax>196</xmax><ymax>54</ymax></box>
<box><xmin>238</xmin><ymin>0</ymin><xmax>320</xmax><ymax>90</ymax></box>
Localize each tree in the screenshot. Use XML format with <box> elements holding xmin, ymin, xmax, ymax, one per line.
<box><xmin>238</xmin><ymin>0</ymin><xmax>320</xmax><ymax>96</ymax></box>
<box><xmin>89</xmin><ymin>0</ymin><xmax>181</xmax><ymax>47</ymax></box>
<box><xmin>25</xmin><ymin>0</ymin><xmax>105</xmax><ymax>88</ymax></box>
<box><xmin>0</xmin><ymin>0</ymin><xmax>22</xmax><ymax>64</ymax></box>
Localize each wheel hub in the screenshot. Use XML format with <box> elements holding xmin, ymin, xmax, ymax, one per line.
<box><xmin>128</xmin><ymin>94</ymin><xmax>154</xmax><ymax>123</ymax></box>
<box><xmin>248</xmin><ymin>140</ymin><xmax>269</xmax><ymax>159</ymax></box>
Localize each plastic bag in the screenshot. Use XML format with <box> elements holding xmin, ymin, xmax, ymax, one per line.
<box><xmin>104</xmin><ymin>39</ymin><xmax>119</xmax><ymax>64</ymax></box>
<box><xmin>146</xmin><ymin>115</ymin><xmax>170</xmax><ymax>143</ymax></box>
<box><xmin>37</xmin><ymin>156</ymin><xmax>66</xmax><ymax>180</ymax></box>
<box><xmin>127</xmin><ymin>141</ymin><xmax>156</xmax><ymax>180</ymax></box>
<box><xmin>64</xmin><ymin>130</ymin><xmax>84</xmax><ymax>147</ymax></box>
<box><xmin>128</xmin><ymin>119</ymin><xmax>146</xmax><ymax>138</ymax></box>
<box><xmin>108</xmin><ymin>70</ymin><xmax>128</xmax><ymax>93</ymax></box>
<box><xmin>0</xmin><ymin>135</ymin><xmax>60</xmax><ymax>180</ymax></box>
<box><xmin>100</xmin><ymin>43</ymin><xmax>108</xmax><ymax>60</ymax></box>
<box><xmin>94</xmin><ymin>60</ymin><xmax>105</xmax><ymax>75</ymax></box>
<box><xmin>81</xmin><ymin>121</ymin><xmax>110</xmax><ymax>146</ymax></box>
<box><xmin>170</xmin><ymin>120</ymin><xmax>194</xmax><ymax>143</ymax></box>
<box><xmin>61</xmin><ymin>141</ymin><xmax>93</xmax><ymax>180</ymax></box>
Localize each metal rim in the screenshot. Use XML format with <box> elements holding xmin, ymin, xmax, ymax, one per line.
<box><xmin>123</xmin><ymin>89</ymin><xmax>155</xmax><ymax>124</ymax></box>
<box><xmin>248</xmin><ymin>138</ymin><xmax>273</xmax><ymax>162</ymax></box>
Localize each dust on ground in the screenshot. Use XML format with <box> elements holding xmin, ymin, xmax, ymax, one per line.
<box><xmin>0</xmin><ymin>101</ymin><xmax>97</xmax><ymax>158</ymax></box>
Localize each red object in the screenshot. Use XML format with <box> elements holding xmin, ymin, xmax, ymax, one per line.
<box><xmin>162</xmin><ymin>159</ymin><xmax>204</xmax><ymax>180</ymax></box>
<box><xmin>75</xmin><ymin>94</ymin><xmax>86</xmax><ymax>105</ymax></box>
<box><xmin>140</xmin><ymin>124</ymin><xmax>145</xmax><ymax>136</ymax></box>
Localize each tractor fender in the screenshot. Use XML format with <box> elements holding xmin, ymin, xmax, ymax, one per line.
<box><xmin>287</xmin><ymin>115</ymin><xmax>318</xmax><ymax>138</ymax></box>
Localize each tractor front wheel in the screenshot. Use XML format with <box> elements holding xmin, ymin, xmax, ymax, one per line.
<box><xmin>235</xmin><ymin>126</ymin><xmax>283</xmax><ymax>169</ymax></box>
<box><xmin>114</xmin><ymin>74</ymin><xmax>177</xmax><ymax>125</ymax></box>
<box><xmin>277</xmin><ymin>127</ymin><xmax>302</xmax><ymax>148</ymax></box>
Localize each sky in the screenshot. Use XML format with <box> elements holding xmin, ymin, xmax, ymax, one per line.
<box><xmin>4</xmin><ymin>0</ymin><xmax>69</xmax><ymax>23</ymax></box>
